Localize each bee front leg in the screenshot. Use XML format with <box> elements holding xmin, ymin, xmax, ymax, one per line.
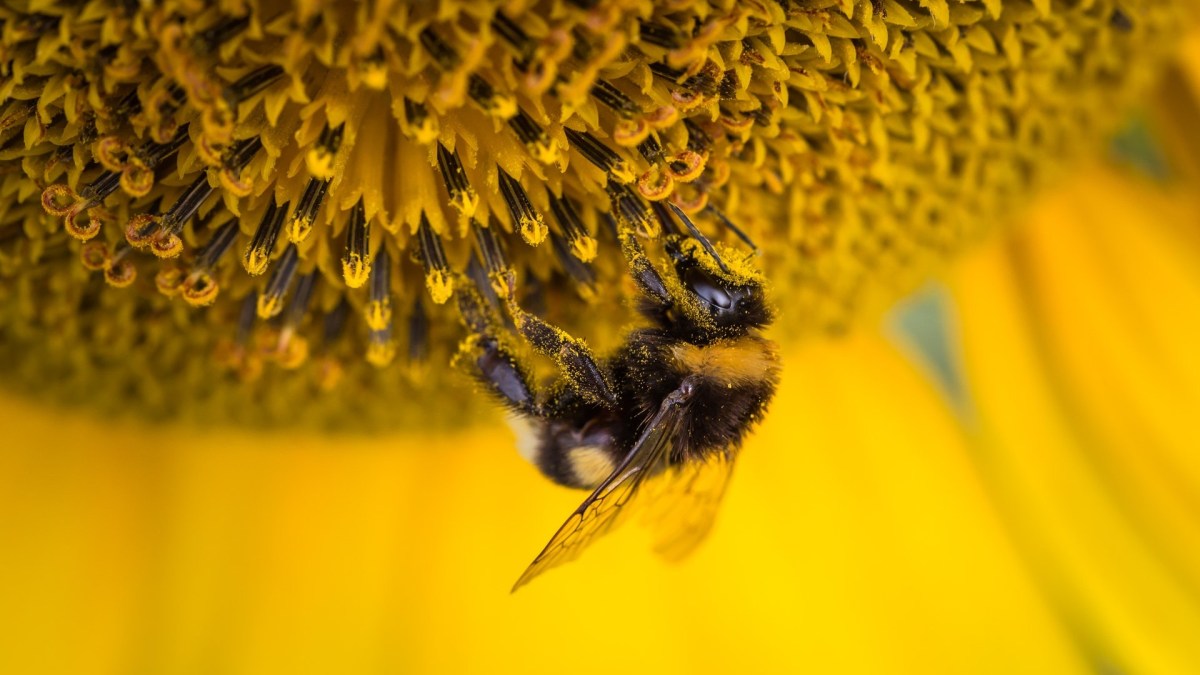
<box><xmin>616</xmin><ymin>221</ymin><xmax>672</xmax><ymax>309</ymax></box>
<box><xmin>498</xmin><ymin>273</ymin><xmax>619</xmax><ymax>410</ymax></box>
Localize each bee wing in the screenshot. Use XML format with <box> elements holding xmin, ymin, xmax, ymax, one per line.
<box><xmin>641</xmin><ymin>448</ymin><xmax>738</xmax><ymax>563</ymax></box>
<box><xmin>511</xmin><ymin>385</ymin><xmax>693</xmax><ymax>592</ymax></box>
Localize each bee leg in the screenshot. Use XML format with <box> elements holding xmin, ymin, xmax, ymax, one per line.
<box><xmin>616</xmin><ymin>220</ymin><xmax>672</xmax><ymax>309</ymax></box>
<box><xmin>499</xmin><ymin>272</ymin><xmax>619</xmax><ymax>409</ymax></box>
<box><xmin>454</xmin><ymin>279</ymin><xmax>540</xmax><ymax>416</ymax></box>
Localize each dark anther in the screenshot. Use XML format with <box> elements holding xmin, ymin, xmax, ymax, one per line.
<box><xmin>244</xmin><ymin>200</ymin><xmax>288</xmax><ymax>275</ymax></box>
<box><xmin>590</xmin><ymin>80</ymin><xmax>640</xmax><ymax>118</ymax></box>
<box><xmin>419</xmin><ymin>27</ymin><xmax>461</xmax><ymax>70</ymax></box>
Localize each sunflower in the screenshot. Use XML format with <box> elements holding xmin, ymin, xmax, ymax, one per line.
<box><xmin>0</xmin><ymin>0</ymin><xmax>1191</xmax><ymax>426</ymax></box>
<box><xmin>1</xmin><ymin>1</ymin><xmax>1199</xmax><ymax>673</ymax></box>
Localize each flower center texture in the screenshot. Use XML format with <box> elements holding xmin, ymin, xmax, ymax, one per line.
<box><xmin>0</xmin><ymin>0</ymin><xmax>1189</xmax><ymax>428</ymax></box>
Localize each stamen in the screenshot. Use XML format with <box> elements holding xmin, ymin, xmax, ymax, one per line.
<box><xmin>138</xmin><ymin>124</ymin><xmax>191</xmax><ymax>166</ymax></box>
<box><xmin>196</xmin><ymin>16</ymin><xmax>251</xmax><ymax>52</ymax></box>
<box><xmin>637</xmin><ymin>134</ymin><xmax>665</xmax><ymax>165</ymax></box>
<box><xmin>637</xmin><ymin>165</ymin><xmax>674</xmax><ymax>201</ymax></box>
<box><xmin>418</xmin><ymin>27</ymin><xmax>461</xmax><ymax>70</ymax></box>
<box><xmin>218</xmin><ymin>137</ymin><xmax>264</xmax><ymax>196</ymax></box>
<box><xmin>666</xmin><ymin>150</ymin><xmax>707</xmax><ymax>182</ymax></box>
<box><xmin>366</xmin><ymin>325</ymin><xmax>396</xmax><ymax>367</ymax></box>
<box><xmin>683</xmin><ymin>118</ymin><xmax>712</xmax><ymax>152</ymax></box>
<box><xmin>80</xmin><ymin>170</ymin><xmax>122</xmax><ymax>204</ymax></box>
<box><xmin>613</xmin><ymin>118</ymin><xmax>652</xmax><ymax>147</ymax></box>
<box><xmin>111</xmin><ymin>89</ymin><xmax>143</xmax><ymax>118</ymax></box>
<box><xmin>41</xmin><ymin>184</ymin><xmax>81</xmax><ymax>216</ymax></box>
<box><xmin>401</xmin><ymin>98</ymin><xmax>439</xmax><ymax>143</ymax></box>
<box><xmin>571</xmin><ymin>28</ymin><xmax>595</xmax><ymax>61</ymax></box>
<box><xmin>667</xmin><ymin>202</ymin><xmax>729</xmax><ymax>273</ymax></box>
<box><xmin>550</xmin><ymin>230</ymin><xmax>597</xmax><ymax>298</ymax></box>
<box><xmin>323</xmin><ymin>297</ymin><xmax>350</xmax><ymax>347</ymax></box>
<box><xmin>522</xmin><ymin>270</ymin><xmax>548</xmax><ymax>316</ymax></box>
<box><xmin>227</xmin><ymin>291</ymin><xmax>261</xmax><ymax>379</ymax></box>
<box><xmin>243</xmin><ymin>200</ymin><xmax>288</xmax><ymax>275</ymax></box>
<box><xmin>465</xmin><ymin>252</ymin><xmax>504</xmax><ymax>313</ymax></box>
<box><xmin>468</xmin><ymin>74</ymin><xmax>517</xmax><ymax>119</ymax></box>
<box><xmin>341</xmin><ymin>199</ymin><xmax>371</xmax><ymax>289</ymax></box>
<box><xmin>508</xmin><ymin>110</ymin><xmax>559</xmax><ymax>165</ymax></box>
<box><xmin>152</xmin><ymin>173</ymin><xmax>217</xmax><ymax>258</ymax></box>
<box><xmin>645</xmin><ymin>105</ymin><xmax>680</xmax><ymax>130</ymax></box>
<box><xmin>80</xmin><ymin>240</ymin><xmax>110</xmax><ymax>270</ymax></box>
<box><xmin>407</xmin><ymin>295</ymin><xmax>429</xmax><ymax>367</ymax></box>
<box><xmin>590</xmin><ymin>79</ymin><xmax>640</xmax><ymax>118</ymax></box>
<box><xmin>257</xmin><ymin>243</ymin><xmax>301</xmax><ymax>319</ymax></box>
<box><xmin>95</xmin><ymin>134</ymin><xmax>130</xmax><ymax>173</ymax></box>
<box><xmin>236</xmin><ymin>291</ymin><xmax>258</xmax><ymax>346</ymax></box>
<box><xmin>125</xmin><ymin>212</ymin><xmax>161</xmax><ymax>249</ymax></box>
<box><xmin>227</xmin><ymin>64</ymin><xmax>286</xmax><ymax>103</ymax></box>
<box><xmin>275</xmin><ymin>271</ymin><xmax>317</xmax><ymax>369</ymax></box>
<box><xmin>672</xmin><ymin>186</ymin><xmax>709</xmax><ymax>213</ymax></box>
<box><xmin>563</xmin><ymin>128</ymin><xmax>634</xmax><ymax>183</ymax></box>
<box><xmin>436</xmin><ymin>142</ymin><xmax>479</xmax><ymax>218</ymax></box>
<box><xmin>145</xmin><ymin>84</ymin><xmax>185</xmax><ymax>144</ymax></box>
<box><xmin>650</xmin><ymin>62</ymin><xmax>721</xmax><ymax>96</ymax></box>
<box><xmin>547</xmin><ymin>191</ymin><xmax>597</xmax><ymax>262</ymax></box>
<box><xmin>103</xmin><ymin>247</ymin><xmax>136</xmax><ymax>288</ymax></box>
<box><xmin>472</xmin><ymin>218</ymin><xmax>514</xmax><ymax>296</ymax></box>
<box><xmin>717</xmin><ymin>70</ymin><xmax>739</xmax><ymax>99</ymax></box>
<box><xmin>491</xmin><ymin>12</ymin><xmax>534</xmax><ymax>60</ymax></box>
<box><xmin>1111</xmin><ymin>8</ymin><xmax>1134</xmax><ymax>31</ymax></box>
<box><xmin>155</xmin><ymin>266</ymin><xmax>185</xmax><ymax>297</ymax></box>
<box><xmin>599</xmin><ymin>210</ymin><xmax>619</xmax><ymax>241</ymax></box>
<box><xmin>306</xmin><ymin>122</ymin><xmax>344</xmax><ymax>180</ymax></box>
<box><xmin>288</xmin><ymin>178</ymin><xmax>330</xmax><ymax>243</ymax></box>
<box><xmin>606</xmin><ymin>179</ymin><xmax>658</xmax><ymax>238</ymax></box>
<box><xmin>182</xmin><ymin>218</ymin><xmax>239</xmax><ymax>307</ymax></box>
<box><xmin>355</xmin><ymin>47</ymin><xmax>389</xmax><ymax>90</ymax></box>
<box><xmin>417</xmin><ymin>212</ymin><xmax>454</xmax><ymax>304</ymax></box>
<box><xmin>160</xmin><ymin>175</ymin><xmax>216</xmax><ymax>234</ymax></box>
<box><xmin>637</xmin><ymin>20</ymin><xmax>681</xmax><ymax>49</ymax></box>
<box><xmin>365</xmin><ymin>247</ymin><xmax>392</xmax><ymax>331</ymax></box>
<box><xmin>201</xmin><ymin>66</ymin><xmax>283</xmax><ymax>143</ymax></box>
<box><xmin>497</xmin><ymin>167</ymin><xmax>546</xmax><ymax>245</ymax></box>
<box><xmin>120</xmin><ymin>126</ymin><xmax>190</xmax><ymax>197</ymax></box>
<box><xmin>283</xmin><ymin>272</ymin><xmax>317</xmax><ymax>331</ymax></box>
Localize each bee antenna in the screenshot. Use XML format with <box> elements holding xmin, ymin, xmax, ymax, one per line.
<box><xmin>650</xmin><ymin>202</ymin><xmax>682</xmax><ymax>237</ymax></box>
<box><xmin>705</xmin><ymin>204</ymin><xmax>760</xmax><ymax>256</ymax></box>
<box><xmin>667</xmin><ymin>202</ymin><xmax>730</xmax><ymax>274</ymax></box>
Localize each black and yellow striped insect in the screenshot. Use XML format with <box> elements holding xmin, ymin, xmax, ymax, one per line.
<box><xmin>456</xmin><ymin>202</ymin><xmax>779</xmax><ymax>590</ymax></box>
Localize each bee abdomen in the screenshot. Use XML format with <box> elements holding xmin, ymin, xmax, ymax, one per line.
<box><xmin>530</xmin><ymin>420</ymin><xmax>622</xmax><ymax>489</ymax></box>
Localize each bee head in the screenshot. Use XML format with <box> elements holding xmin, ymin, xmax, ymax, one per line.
<box><xmin>666</xmin><ymin>237</ymin><xmax>772</xmax><ymax>335</ymax></box>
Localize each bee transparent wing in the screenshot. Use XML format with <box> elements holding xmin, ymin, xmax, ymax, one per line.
<box><xmin>641</xmin><ymin>448</ymin><xmax>738</xmax><ymax>562</ymax></box>
<box><xmin>511</xmin><ymin>383</ymin><xmax>693</xmax><ymax>592</ymax></box>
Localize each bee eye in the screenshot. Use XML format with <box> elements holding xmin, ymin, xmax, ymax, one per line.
<box><xmin>686</xmin><ymin>270</ymin><xmax>732</xmax><ymax>309</ymax></box>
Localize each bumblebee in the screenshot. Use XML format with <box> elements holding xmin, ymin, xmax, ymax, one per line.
<box><xmin>455</xmin><ymin>202</ymin><xmax>779</xmax><ymax>590</ymax></box>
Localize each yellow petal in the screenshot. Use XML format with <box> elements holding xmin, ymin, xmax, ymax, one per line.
<box><xmin>948</xmin><ymin>163</ymin><xmax>1200</xmax><ymax>673</ymax></box>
